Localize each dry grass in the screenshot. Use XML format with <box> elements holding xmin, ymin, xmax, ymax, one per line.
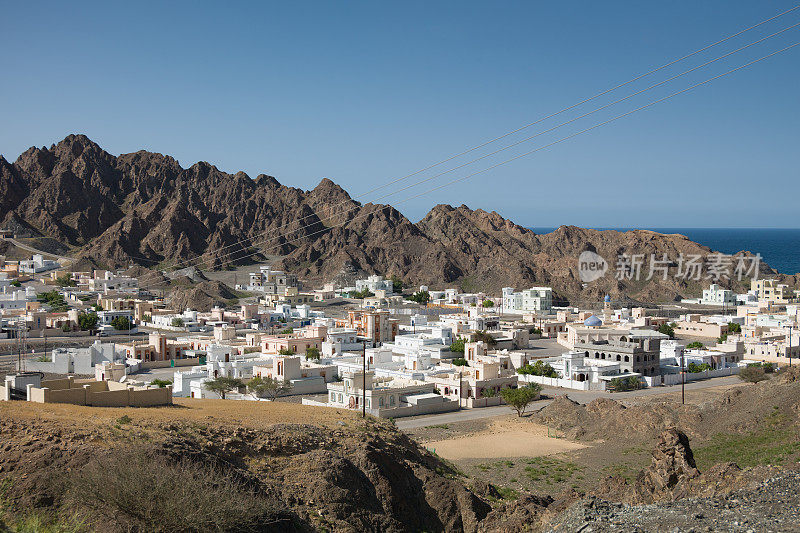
<box><xmin>0</xmin><ymin>397</ymin><xmax>362</xmax><ymax>433</ymax></box>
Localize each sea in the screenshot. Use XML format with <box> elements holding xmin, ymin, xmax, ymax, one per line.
<box><xmin>529</xmin><ymin>227</ymin><xmax>800</xmax><ymax>275</ymax></box>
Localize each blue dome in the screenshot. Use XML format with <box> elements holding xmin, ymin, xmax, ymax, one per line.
<box><xmin>604</xmin><ymin>294</ymin><xmax>611</xmax><ymax>302</ymax></box>
<box><xmin>584</xmin><ymin>315</ymin><xmax>603</xmax><ymax>327</ymax></box>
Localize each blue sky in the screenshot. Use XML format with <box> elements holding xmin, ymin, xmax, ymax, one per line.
<box><xmin>1</xmin><ymin>1</ymin><xmax>798</xmax><ymax>228</ymax></box>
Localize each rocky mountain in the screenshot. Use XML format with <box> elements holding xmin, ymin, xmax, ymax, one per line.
<box><xmin>1</xmin><ymin>134</ymin><xmax>792</xmax><ymax>302</ymax></box>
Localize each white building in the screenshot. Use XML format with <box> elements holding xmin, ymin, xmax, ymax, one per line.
<box><xmin>0</xmin><ymin>288</ymin><xmax>35</xmax><ymax>312</ymax></box>
<box><xmin>28</xmin><ymin>341</ymin><xmax>125</xmax><ymax>375</ymax></box>
<box><xmin>355</xmin><ymin>275</ymin><xmax>394</xmax><ymax>295</ymax></box>
<box><xmin>19</xmin><ymin>254</ymin><xmax>60</xmax><ymax>274</ymax></box>
<box><xmin>311</xmin><ymin>369</ymin><xmax>457</xmax><ymax>418</ymax></box>
<box><xmin>502</xmin><ymin>287</ymin><xmax>553</xmax><ymax>313</ymax></box>
<box><xmin>700</xmin><ymin>284</ymin><xmax>737</xmax><ymax>307</ymax></box>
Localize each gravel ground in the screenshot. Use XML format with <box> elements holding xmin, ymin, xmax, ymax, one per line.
<box><xmin>546</xmin><ymin>471</ymin><xmax>800</xmax><ymax>532</ymax></box>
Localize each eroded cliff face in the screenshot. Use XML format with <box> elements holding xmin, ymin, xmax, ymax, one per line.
<box><xmin>2</xmin><ymin>134</ymin><xmax>787</xmax><ymax>302</ymax></box>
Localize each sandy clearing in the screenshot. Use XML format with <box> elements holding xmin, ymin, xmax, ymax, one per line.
<box><xmin>424</xmin><ymin>421</ymin><xmax>587</xmax><ymax>460</ymax></box>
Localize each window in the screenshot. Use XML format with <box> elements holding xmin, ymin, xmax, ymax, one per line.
<box><xmin>390</xmin><ymin>396</ymin><xmax>395</xmax><ymax>406</ymax></box>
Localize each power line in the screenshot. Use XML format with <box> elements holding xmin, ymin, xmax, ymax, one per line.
<box><xmin>133</xmin><ymin>40</ymin><xmax>800</xmax><ymax>294</ymax></box>
<box><xmin>126</xmin><ymin>5</ymin><xmax>800</xmax><ymax>288</ymax></box>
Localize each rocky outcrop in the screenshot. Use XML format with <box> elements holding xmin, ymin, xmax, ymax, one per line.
<box><xmin>2</xmin><ymin>134</ymin><xmax>792</xmax><ymax>302</ymax></box>
<box><xmin>632</xmin><ymin>428</ymin><xmax>700</xmax><ymax>503</ymax></box>
<box><xmin>0</xmin><ymin>406</ymin><xmax>490</xmax><ymax>532</ymax></box>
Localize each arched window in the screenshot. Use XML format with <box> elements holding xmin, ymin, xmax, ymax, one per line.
<box><xmin>624</xmin><ymin>356</ymin><xmax>630</xmax><ymax>362</ymax></box>
<box><xmin>616</xmin><ymin>355</ymin><xmax>621</xmax><ymax>361</ymax></box>
<box><xmin>636</xmin><ymin>356</ymin><xmax>640</xmax><ymax>362</ymax></box>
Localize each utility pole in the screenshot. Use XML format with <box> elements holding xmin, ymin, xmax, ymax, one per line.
<box><xmin>361</xmin><ymin>340</ymin><xmax>366</xmax><ymax>418</ymax></box>
<box><xmin>458</xmin><ymin>370</ymin><xmax>463</xmax><ymax>409</ymax></box>
<box><xmin>681</xmin><ymin>350</ymin><xmax>685</xmax><ymax>405</ymax></box>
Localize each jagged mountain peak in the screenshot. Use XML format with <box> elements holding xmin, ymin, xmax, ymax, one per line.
<box><xmin>1</xmin><ymin>135</ymin><xmax>790</xmax><ymax>301</ymax></box>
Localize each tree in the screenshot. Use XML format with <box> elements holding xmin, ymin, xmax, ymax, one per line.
<box><xmin>306</xmin><ymin>347</ymin><xmax>321</xmax><ymax>361</ymax></box>
<box><xmin>717</xmin><ymin>334</ymin><xmax>728</xmax><ymax>344</ymax></box>
<box><xmin>247</xmin><ymin>375</ymin><xmax>290</xmax><ymax>401</ymax></box>
<box><xmin>389</xmin><ymin>274</ymin><xmax>403</xmax><ymax>294</ymax></box>
<box><xmin>349</xmin><ymin>288</ymin><xmax>374</xmax><ymax>299</ymax></box>
<box><xmin>481</xmin><ymin>387</ymin><xmax>497</xmax><ymax>398</ymax></box>
<box><xmin>38</xmin><ymin>290</ymin><xmax>69</xmax><ymax>312</ymax></box>
<box><xmin>171</xmin><ymin>317</ymin><xmax>184</xmax><ymax>328</ymax></box>
<box><xmin>55</xmin><ymin>273</ymin><xmax>76</xmax><ymax>287</ymax></box>
<box><xmin>203</xmin><ymin>376</ymin><xmax>244</xmax><ymax>399</ymax></box>
<box><xmin>517</xmin><ymin>360</ymin><xmax>559</xmax><ymax>378</ymax></box>
<box><xmin>738</xmin><ymin>365</ymin><xmax>769</xmax><ymax>384</ymax></box>
<box><xmin>658</xmin><ymin>323</ymin><xmax>675</xmax><ymax>338</ymax></box>
<box><xmin>111</xmin><ymin>316</ymin><xmax>132</xmax><ymax>331</ymax></box>
<box><xmin>10</xmin><ymin>280</ymin><xmax>21</xmax><ymax>287</ymax></box>
<box><xmin>473</xmin><ymin>330</ymin><xmax>497</xmax><ymax>347</ymax></box>
<box><xmin>687</xmin><ymin>362</ymin><xmax>711</xmax><ymax>373</ymax></box>
<box><xmin>449</xmin><ymin>338</ymin><xmax>465</xmax><ymax>354</ymax></box>
<box><xmin>482</xmin><ymin>299</ymin><xmax>494</xmax><ymax>308</ymax></box>
<box><xmin>727</xmin><ymin>322</ymin><xmax>742</xmax><ymax>333</ymax></box>
<box><xmin>142</xmin><ymin>313</ymin><xmax>152</xmax><ymax>323</ymax></box>
<box><xmin>686</xmin><ymin>341</ymin><xmax>704</xmax><ymax>350</ymax></box>
<box><xmin>280</xmin><ymin>327</ymin><xmax>294</xmax><ymax>334</ymax></box>
<box><xmin>500</xmin><ymin>384</ymin><xmax>542</xmax><ymax>417</ymax></box>
<box><xmin>78</xmin><ymin>312</ymin><xmax>98</xmax><ymax>331</ymax></box>
<box><xmin>452</xmin><ymin>357</ymin><xmax>469</xmax><ymax>367</ymax></box>
<box><xmin>278</xmin><ymin>347</ymin><xmax>296</xmax><ymax>355</ymax></box>
<box><xmin>531</xmin><ymin>327</ymin><xmax>543</xmax><ymax>335</ymax></box>
<box><xmin>608</xmin><ymin>376</ymin><xmax>642</xmax><ymax>392</ymax></box>
<box><xmin>150</xmin><ymin>379</ymin><xmax>172</xmax><ymax>388</ymax></box>
<box><xmin>408</xmin><ymin>291</ymin><xmax>430</xmax><ymax>305</ymax></box>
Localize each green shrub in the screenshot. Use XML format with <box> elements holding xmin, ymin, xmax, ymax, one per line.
<box><xmin>658</xmin><ymin>323</ymin><xmax>675</xmax><ymax>338</ymax></box>
<box><xmin>517</xmin><ymin>360</ymin><xmax>559</xmax><ymax>378</ymax></box>
<box><xmin>77</xmin><ymin>313</ymin><xmax>98</xmax><ymax>331</ymax></box>
<box><xmin>687</xmin><ymin>362</ymin><xmax>711</xmax><ymax>373</ymax></box>
<box><xmin>408</xmin><ymin>291</ymin><xmax>430</xmax><ymax>305</ymax></box>
<box><xmin>111</xmin><ymin>316</ymin><xmax>131</xmax><ymax>331</ymax></box>
<box><xmin>449</xmin><ymin>338</ymin><xmax>465</xmax><ymax>354</ymax></box>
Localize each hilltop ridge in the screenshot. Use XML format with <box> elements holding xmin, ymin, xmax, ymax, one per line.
<box><xmin>1</xmin><ymin>134</ymin><xmax>791</xmax><ymax>301</ymax></box>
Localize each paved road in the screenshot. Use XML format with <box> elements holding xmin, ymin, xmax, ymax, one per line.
<box><xmin>396</xmin><ymin>375</ymin><xmax>741</xmax><ymax>430</ymax></box>
<box><xmin>3</xmin><ymin>237</ymin><xmax>72</xmax><ymax>262</ymax></box>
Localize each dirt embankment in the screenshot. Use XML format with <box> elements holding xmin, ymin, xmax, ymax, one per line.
<box><xmin>0</xmin><ymin>400</ymin><xmax>491</xmax><ymax>532</ymax></box>
<box><xmin>2</xmin><ymin>370</ymin><xmax>800</xmax><ymax>532</ymax></box>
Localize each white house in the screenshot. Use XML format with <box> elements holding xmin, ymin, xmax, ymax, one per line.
<box><xmin>700</xmin><ymin>284</ymin><xmax>737</xmax><ymax>307</ymax></box>
<box><xmin>502</xmin><ymin>287</ymin><xmax>553</xmax><ymax>313</ymax></box>
<box><xmin>19</xmin><ymin>254</ymin><xmax>59</xmax><ymax>274</ymax></box>
<box><xmin>355</xmin><ymin>275</ymin><xmax>394</xmax><ymax>295</ymax></box>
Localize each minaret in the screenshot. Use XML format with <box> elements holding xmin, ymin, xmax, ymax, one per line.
<box><xmin>603</xmin><ymin>294</ymin><xmax>613</xmax><ymax>324</ymax></box>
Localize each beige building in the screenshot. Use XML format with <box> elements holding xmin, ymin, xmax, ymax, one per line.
<box><xmin>25</xmin><ymin>376</ymin><xmax>172</xmax><ymax>407</ymax></box>
<box><xmin>751</xmin><ymin>279</ymin><xmax>798</xmax><ymax>305</ymax></box>
<box><xmin>673</xmin><ymin>315</ymin><xmax>728</xmax><ymax>339</ymax></box>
